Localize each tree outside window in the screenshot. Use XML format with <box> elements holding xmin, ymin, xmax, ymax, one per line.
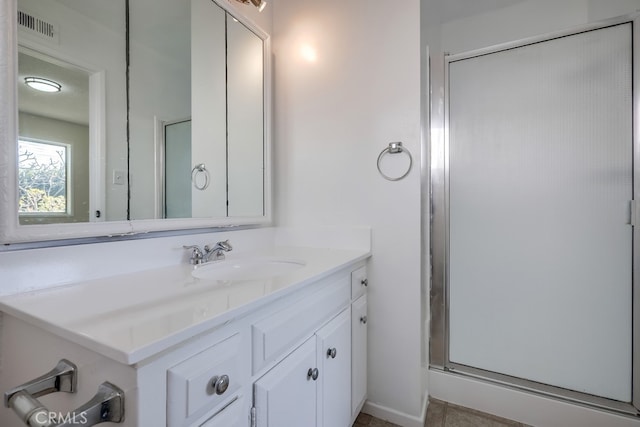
<box><xmin>18</xmin><ymin>139</ymin><xmax>69</xmax><ymax>214</ymax></box>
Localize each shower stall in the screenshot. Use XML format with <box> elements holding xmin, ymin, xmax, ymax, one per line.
<box><xmin>430</xmin><ymin>14</ymin><xmax>639</xmax><ymax>415</ymax></box>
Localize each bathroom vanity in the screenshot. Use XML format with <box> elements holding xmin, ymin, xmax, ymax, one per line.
<box><xmin>0</xmin><ymin>246</ymin><xmax>369</xmax><ymax>427</ymax></box>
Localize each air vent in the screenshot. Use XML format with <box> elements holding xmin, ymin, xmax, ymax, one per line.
<box><xmin>17</xmin><ymin>10</ymin><xmax>59</xmax><ymax>44</ymax></box>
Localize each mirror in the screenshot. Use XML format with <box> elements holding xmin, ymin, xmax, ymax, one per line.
<box><xmin>128</xmin><ymin>0</ymin><xmax>266</xmax><ymax>220</ymax></box>
<box><xmin>1</xmin><ymin>0</ymin><xmax>270</xmax><ymax>243</ymax></box>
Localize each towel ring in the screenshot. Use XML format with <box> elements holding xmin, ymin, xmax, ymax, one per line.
<box><xmin>191</xmin><ymin>163</ymin><xmax>210</xmax><ymax>190</ymax></box>
<box><xmin>377</xmin><ymin>142</ymin><xmax>412</xmax><ymax>181</ymax></box>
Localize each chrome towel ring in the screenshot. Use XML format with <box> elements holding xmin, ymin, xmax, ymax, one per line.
<box><xmin>377</xmin><ymin>142</ymin><xmax>413</xmax><ymax>181</ymax></box>
<box><xmin>191</xmin><ymin>163</ymin><xmax>210</xmax><ymax>190</ymax></box>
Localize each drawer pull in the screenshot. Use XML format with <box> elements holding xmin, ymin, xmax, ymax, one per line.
<box><xmin>360</xmin><ymin>316</ymin><xmax>368</xmax><ymax>324</ymax></box>
<box><xmin>207</xmin><ymin>375</ymin><xmax>230</xmax><ymax>396</ymax></box>
<box><xmin>307</xmin><ymin>368</ymin><xmax>319</xmax><ymax>381</ymax></box>
<box><xmin>361</xmin><ymin>278</ymin><xmax>368</xmax><ymax>287</ymax></box>
<box><xmin>326</xmin><ymin>348</ymin><xmax>337</xmax><ymax>359</ymax></box>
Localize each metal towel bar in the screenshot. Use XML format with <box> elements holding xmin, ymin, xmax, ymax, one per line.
<box><xmin>4</xmin><ymin>359</ymin><xmax>125</xmax><ymax>426</ymax></box>
<box><xmin>376</xmin><ymin>141</ymin><xmax>413</xmax><ymax>181</ymax></box>
<box><xmin>191</xmin><ymin>163</ymin><xmax>211</xmax><ymax>190</ymax></box>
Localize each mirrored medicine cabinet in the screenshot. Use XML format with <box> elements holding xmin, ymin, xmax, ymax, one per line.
<box><xmin>0</xmin><ymin>0</ymin><xmax>271</xmax><ymax>245</ymax></box>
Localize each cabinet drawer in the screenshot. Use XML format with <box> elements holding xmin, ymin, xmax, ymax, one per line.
<box><xmin>252</xmin><ymin>276</ymin><xmax>350</xmax><ymax>374</ymax></box>
<box><xmin>351</xmin><ymin>266</ymin><xmax>368</xmax><ymax>300</ymax></box>
<box><xmin>167</xmin><ymin>333</ymin><xmax>242</xmax><ymax>427</ymax></box>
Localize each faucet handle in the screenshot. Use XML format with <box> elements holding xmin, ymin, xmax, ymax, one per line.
<box><xmin>205</xmin><ymin>240</ymin><xmax>233</xmax><ymax>253</ymax></box>
<box><xmin>183</xmin><ymin>245</ymin><xmax>204</xmax><ymax>265</ymax></box>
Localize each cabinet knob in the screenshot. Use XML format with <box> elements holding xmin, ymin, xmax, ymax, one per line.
<box><xmin>360</xmin><ymin>315</ymin><xmax>368</xmax><ymax>324</ymax></box>
<box><xmin>361</xmin><ymin>278</ymin><xmax>368</xmax><ymax>287</ymax></box>
<box><xmin>326</xmin><ymin>347</ymin><xmax>337</xmax><ymax>359</ymax></box>
<box><xmin>207</xmin><ymin>374</ymin><xmax>230</xmax><ymax>395</ymax></box>
<box><xmin>307</xmin><ymin>368</ymin><xmax>319</xmax><ymax>381</ymax></box>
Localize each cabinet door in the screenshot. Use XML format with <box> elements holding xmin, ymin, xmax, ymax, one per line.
<box><xmin>351</xmin><ymin>294</ymin><xmax>367</xmax><ymax>418</ymax></box>
<box><xmin>198</xmin><ymin>396</ymin><xmax>244</xmax><ymax>427</ymax></box>
<box><xmin>254</xmin><ymin>337</ymin><xmax>317</xmax><ymax>427</ymax></box>
<box><xmin>316</xmin><ymin>308</ymin><xmax>351</xmax><ymax>427</ymax></box>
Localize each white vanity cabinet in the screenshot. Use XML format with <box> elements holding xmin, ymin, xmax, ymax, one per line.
<box><xmin>252</xmin><ymin>266</ymin><xmax>368</xmax><ymax>427</ymax></box>
<box><xmin>253</xmin><ymin>308</ymin><xmax>352</xmax><ymax>427</ymax></box>
<box><xmin>0</xmin><ymin>250</ymin><xmax>369</xmax><ymax>427</ymax></box>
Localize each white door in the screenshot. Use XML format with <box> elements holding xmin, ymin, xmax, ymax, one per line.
<box><xmin>447</xmin><ymin>23</ymin><xmax>633</xmax><ymax>402</ymax></box>
<box><xmin>316</xmin><ymin>308</ymin><xmax>351</xmax><ymax>427</ymax></box>
<box><xmin>254</xmin><ymin>337</ymin><xmax>317</xmax><ymax>427</ymax></box>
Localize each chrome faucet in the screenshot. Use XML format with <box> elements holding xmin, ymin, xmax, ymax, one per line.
<box><xmin>183</xmin><ymin>240</ymin><xmax>233</xmax><ymax>265</ymax></box>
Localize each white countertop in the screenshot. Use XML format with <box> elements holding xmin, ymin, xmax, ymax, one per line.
<box><xmin>0</xmin><ymin>246</ymin><xmax>370</xmax><ymax>365</ymax></box>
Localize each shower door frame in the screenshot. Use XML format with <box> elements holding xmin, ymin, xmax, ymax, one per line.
<box><xmin>430</xmin><ymin>13</ymin><xmax>640</xmax><ymax>416</ymax></box>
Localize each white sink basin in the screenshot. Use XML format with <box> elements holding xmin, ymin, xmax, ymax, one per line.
<box><xmin>192</xmin><ymin>257</ymin><xmax>306</xmax><ymax>281</ymax></box>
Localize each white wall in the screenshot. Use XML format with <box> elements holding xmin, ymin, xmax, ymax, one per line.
<box><xmin>427</xmin><ymin>1</ymin><xmax>640</xmax><ymax>425</ymax></box>
<box><xmin>272</xmin><ymin>0</ymin><xmax>425</xmax><ymax>424</ymax></box>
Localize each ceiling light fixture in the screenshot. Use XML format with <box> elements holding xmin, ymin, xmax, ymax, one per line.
<box><xmin>254</xmin><ymin>0</ymin><xmax>267</xmax><ymax>12</ymax></box>
<box><xmin>24</xmin><ymin>77</ymin><xmax>61</xmax><ymax>93</ymax></box>
<box><xmin>233</xmin><ymin>0</ymin><xmax>266</xmax><ymax>12</ymax></box>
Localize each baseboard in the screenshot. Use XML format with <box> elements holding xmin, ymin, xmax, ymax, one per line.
<box><xmin>429</xmin><ymin>369</ymin><xmax>640</xmax><ymax>427</ymax></box>
<box><xmin>362</xmin><ymin>393</ymin><xmax>428</xmax><ymax>427</ymax></box>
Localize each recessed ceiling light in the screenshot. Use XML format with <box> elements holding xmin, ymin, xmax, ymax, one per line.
<box><xmin>24</xmin><ymin>77</ymin><xmax>61</xmax><ymax>93</ymax></box>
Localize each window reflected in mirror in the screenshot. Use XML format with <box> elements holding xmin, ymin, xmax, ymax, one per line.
<box><xmin>18</xmin><ymin>139</ymin><xmax>70</xmax><ymax>216</ymax></box>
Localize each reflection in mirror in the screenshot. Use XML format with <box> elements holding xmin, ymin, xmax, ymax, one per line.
<box><xmin>18</xmin><ymin>52</ymin><xmax>89</xmax><ymax>224</ymax></box>
<box><xmin>164</xmin><ymin>119</ymin><xmax>192</xmax><ymax>218</ymax></box>
<box><xmin>128</xmin><ymin>0</ymin><xmax>192</xmax><ymax>220</ymax></box>
<box><xmin>16</xmin><ymin>0</ymin><xmax>128</xmax><ymax>225</ymax></box>
<box><xmin>227</xmin><ymin>13</ymin><xmax>264</xmax><ymax>217</ymax></box>
<box><xmin>129</xmin><ymin>0</ymin><xmax>265</xmax><ymax>220</ymax></box>
<box><xmin>189</xmin><ymin>0</ymin><xmax>226</xmax><ymax>219</ymax></box>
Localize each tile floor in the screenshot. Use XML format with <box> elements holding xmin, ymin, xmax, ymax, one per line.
<box><xmin>353</xmin><ymin>398</ymin><xmax>529</xmax><ymax>427</ymax></box>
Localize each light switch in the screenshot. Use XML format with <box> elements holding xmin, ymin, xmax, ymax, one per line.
<box><xmin>112</xmin><ymin>170</ymin><xmax>126</xmax><ymax>185</ymax></box>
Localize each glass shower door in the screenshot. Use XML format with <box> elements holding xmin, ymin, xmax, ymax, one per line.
<box><xmin>446</xmin><ymin>23</ymin><xmax>633</xmax><ymax>403</ymax></box>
